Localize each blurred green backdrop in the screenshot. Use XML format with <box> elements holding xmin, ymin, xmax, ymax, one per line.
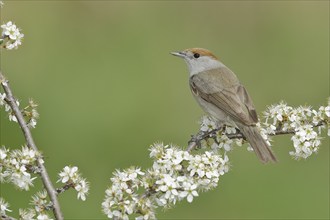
<box><xmin>0</xmin><ymin>1</ymin><xmax>329</xmax><ymax>219</ymax></box>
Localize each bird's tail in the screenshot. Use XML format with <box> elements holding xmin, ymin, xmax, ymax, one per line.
<box><xmin>238</xmin><ymin>125</ymin><xmax>277</xmax><ymax>163</ymax></box>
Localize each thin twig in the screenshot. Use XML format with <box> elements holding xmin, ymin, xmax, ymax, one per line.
<box><xmin>56</xmin><ymin>182</ymin><xmax>75</xmax><ymax>194</ymax></box>
<box><xmin>0</xmin><ymin>72</ymin><xmax>63</xmax><ymax>220</ymax></box>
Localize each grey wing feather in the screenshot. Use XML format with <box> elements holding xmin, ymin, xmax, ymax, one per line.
<box><xmin>190</xmin><ymin>68</ymin><xmax>258</xmax><ymax>125</ymax></box>
<box><xmin>236</xmin><ymin>84</ymin><xmax>258</xmax><ymax>123</ymax></box>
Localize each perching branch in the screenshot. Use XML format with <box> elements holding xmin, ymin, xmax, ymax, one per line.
<box><xmin>187</xmin><ymin>121</ymin><xmax>326</xmax><ymax>152</ymax></box>
<box><xmin>0</xmin><ymin>72</ymin><xmax>63</xmax><ymax>220</ymax></box>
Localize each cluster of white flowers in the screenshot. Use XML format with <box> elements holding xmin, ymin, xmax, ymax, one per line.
<box><xmin>313</xmin><ymin>104</ymin><xmax>330</xmax><ymax>136</ymax></box>
<box><xmin>200</xmin><ymin>115</ymin><xmax>217</xmax><ymax>132</ymax></box>
<box><xmin>0</xmin><ymin>197</ymin><xmax>12</xmax><ymax>216</ymax></box>
<box><xmin>20</xmin><ymin>211</ymin><xmax>51</xmax><ymax>220</ymax></box>
<box><xmin>0</xmin><ymin>145</ymin><xmax>42</xmax><ymax>190</ymax></box>
<box><xmin>198</xmin><ymin>99</ymin><xmax>329</xmax><ymax>160</ymax></box>
<box><xmin>25</xmin><ymin>190</ymin><xmax>53</xmax><ymax>220</ymax></box>
<box><xmin>102</xmin><ymin>143</ymin><xmax>229</xmax><ymax>220</ymax></box>
<box><xmin>0</xmin><ymin>91</ymin><xmax>39</xmax><ymax>128</ymax></box>
<box><xmin>102</xmin><ymin>167</ymin><xmax>147</xmax><ymax>219</ymax></box>
<box><xmin>290</xmin><ymin>125</ymin><xmax>320</xmax><ymax>159</ymax></box>
<box><xmin>19</xmin><ymin>208</ymin><xmax>38</xmax><ymax>220</ymax></box>
<box><xmin>24</xmin><ymin>99</ymin><xmax>40</xmax><ymax>128</ymax></box>
<box><xmin>0</xmin><ymin>165</ymin><xmax>89</xmax><ymax>219</ymax></box>
<box><xmin>0</xmin><ymin>90</ymin><xmax>19</xmax><ymax>123</ymax></box>
<box><xmin>58</xmin><ymin>166</ymin><xmax>90</xmax><ymax>201</ymax></box>
<box><xmin>12</xmin><ymin>191</ymin><xmax>54</xmax><ymax>220</ymax></box>
<box><xmin>0</xmin><ymin>21</ymin><xmax>24</xmax><ymax>50</ymax></box>
<box><xmin>152</xmin><ymin>145</ymin><xmax>228</xmax><ymax>205</ymax></box>
<box><xmin>199</xmin><ymin>116</ymin><xmax>243</xmax><ymax>152</ymax></box>
<box><xmin>263</xmin><ymin>100</ymin><xmax>329</xmax><ymax>159</ymax></box>
<box><xmin>0</xmin><ymin>92</ymin><xmax>6</xmax><ymax>106</ymax></box>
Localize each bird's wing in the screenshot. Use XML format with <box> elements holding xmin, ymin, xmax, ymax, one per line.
<box><xmin>190</xmin><ymin>67</ymin><xmax>258</xmax><ymax>125</ymax></box>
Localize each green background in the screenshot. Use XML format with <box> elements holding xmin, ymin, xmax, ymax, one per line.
<box><xmin>0</xmin><ymin>1</ymin><xmax>329</xmax><ymax>219</ymax></box>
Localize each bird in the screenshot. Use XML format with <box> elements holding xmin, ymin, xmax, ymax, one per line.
<box><xmin>171</xmin><ymin>48</ymin><xmax>276</xmax><ymax>163</ymax></box>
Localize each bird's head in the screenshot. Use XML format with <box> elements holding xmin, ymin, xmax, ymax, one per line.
<box><xmin>171</xmin><ymin>48</ymin><xmax>224</xmax><ymax>76</ymax></box>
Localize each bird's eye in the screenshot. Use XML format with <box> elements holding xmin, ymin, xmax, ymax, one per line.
<box><xmin>193</xmin><ymin>53</ymin><xmax>200</xmax><ymax>58</ymax></box>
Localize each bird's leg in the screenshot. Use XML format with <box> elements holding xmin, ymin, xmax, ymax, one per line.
<box><xmin>188</xmin><ymin>127</ymin><xmax>220</xmax><ymax>151</ymax></box>
<box><xmin>188</xmin><ymin>130</ymin><xmax>206</xmax><ymax>149</ymax></box>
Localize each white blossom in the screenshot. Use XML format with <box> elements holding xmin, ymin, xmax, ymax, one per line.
<box><xmin>8</xmin><ymin>113</ymin><xmax>17</xmax><ymax>122</ymax></box>
<box><xmin>0</xmin><ymin>146</ymin><xmax>40</xmax><ymax>190</ymax></box>
<box><xmin>219</xmin><ymin>154</ymin><xmax>230</xmax><ymax>175</ymax></box>
<box><xmin>27</xmin><ymin>118</ymin><xmax>37</xmax><ymax>128</ymax></box>
<box><xmin>3</xmin><ymin>100</ymin><xmax>22</xmax><ymax>123</ymax></box>
<box><xmin>135</xmin><ymin>197</ymin><xmax>157</xmax><ymax>220</ymax></box>
<box><xmin>1</xmin><ymin>21</ymin><xmax>18</xmax><ymax>39</ymax></box>
<box><xmin>0</xmin><ymin>146</ymin><xmax>8</xmax><ymax>160</ymax></box>
<box><xmin>290</xmin><ymin>125</ymin><xmax>321</xmax><ymax>159</ymax></box>
<box><xmin>264</xmin><ymin>102</ymin><xmax>292</xmax><ymax>125</ymax></box>
<box><xmin>200</xmin><ymin>116</ymin><xmax>217</xmax><ymax>132</ymax></box>
<box><xmin>155</xmin><ymin>174</ymin><xmax>179</xmax><ymax>203</ymax></box>
<box><xmin>313</xmin><ymin>105</ymin><xmax>330</xmax><ymax>137</ymax></box>
<box><xmin>1</xmin><ymin>21</ymin><xmax>24</xmax><ymax>50</ymax></box>
<box><xmin>19</xmin><ymin>208</ymin><xmax>36</xmax><ymax>220</ymax></box>
<box><xmin>326</xmin><ymin>106</ymin><xmax>330</xmax><ymax>118</ymax></box>
<box><xmin>0</xmin><ymin>197</ymin><xmax>12</xmax><ymax>215</ymax></box>
<box><xmin>0</xmin><ymin>93</ymin><xmax>6</xmax><ymax>106</ymax></box>
<box><xmin>215</xmin><ymin>132</ymin><xmax>234</xmax><ymax>151</ymax></box>
<box><xmin>149</xmin><ymin>142</ymin><xmax>165</xmax><ymax>159</ymax></box>
<box><xmin>25</xmin><ymin>100</ymin><xmax>39</xmax><ymax>128</ymax></box>
<box><xmin>11</xmin><ymin>170</ymin><xmax>36</xmax><ymax>190</ymax></box>
<box><xmin>31</xmin><ymin>190</ymin><xmax>49</xmax><ymax>213</ymax></box>
<box><xmin>58</xmin><ymin>166</ymin><xmax>78</xmax><ymax>183</ymax></box>
<box><xmin>75</xmin><ymin>178</ymin><xmax>89</xmax><ymax>201</ymax></box>
<box><xmin>36</xmin><ymin>213</ymin><xmax>53</xmax><ymax>220</ymax></box>
<box><xmin>179</xmin><ymin>181</ymin><xmax>198</xmax><ymax>203</ymax></box>
<box><xmin>4</xmin><ymin>103</ymin><xmax>10</xmax><ymax>112</ymax></box>
<box><xmin>57</xmin><ymin>166</ymin><xmax>90</xmax><ymax>201</ymax></box>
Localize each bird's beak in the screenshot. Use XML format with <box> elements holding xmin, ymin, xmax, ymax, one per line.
<box><xmin>170</xmin><ymin>51</ymin><xmax>186</xmax><ymax>58</ymax></box>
